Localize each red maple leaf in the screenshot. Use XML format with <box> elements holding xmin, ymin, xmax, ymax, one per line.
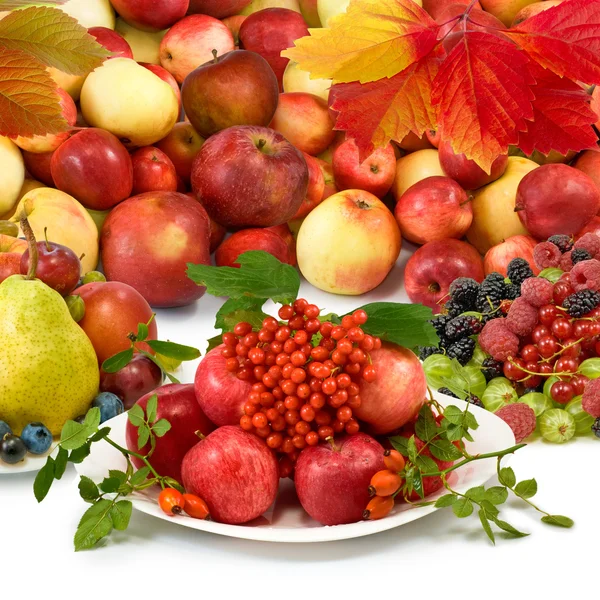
<box><xmin>518</xmin><ymin>63</ymin><xmax>598</xmax><ymax>157</ymax></box>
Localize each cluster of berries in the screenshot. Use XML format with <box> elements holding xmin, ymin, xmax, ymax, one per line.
<box><xmin>222</xmin><ymin>299</ymin><xmax>381</xmax><ymax>477</ymax></box>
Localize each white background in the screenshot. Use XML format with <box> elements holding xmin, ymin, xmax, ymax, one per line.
<box><xmin>0</xmin><ymin>245</ymin><xmax>596</xmax><ymax>597</ymax></box>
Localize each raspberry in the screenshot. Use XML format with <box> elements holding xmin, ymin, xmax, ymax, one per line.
<box><xmin>476</xmin><ymin>273</ymin><xmax>506</xmax><ymax>313</ymax></box>
<box><xmin>559</xmin><ymin>251</ymin><xmax>573</xmax><ymax>272</ymax></box>
<box><xmin>507</xmin><ymin>258</ymin><xmax>534</xmax><ymax>286</ymax></box>
<box><xmin>418</xmin><ymin>346</ymin><xmax>443</xmax><ymax>360</ymax></box>
<box><xmin>448</xmin><ymin>277</ymin><xmax>480</xmax><ymax>312</ymax></box>
<box><xmin>447</xmin><ymin>337</ymin><xmax>476</xmax><ymax>365</ymax></box>
<box><xmin>478</xmin><ymin>318</ymin><xmax>519</xmax><ymax>361</ymax></box>
<box><xmin>481</xmin><ymin>357</ymin><xmax>504</xmax><ymax>381</ymax></box>
<box><xmin>574</xmin><ymin>232</ymin><xmax>600</xmax><ymax>258</ymax></box>
<box><xmin>571</xmin><ymin>248</ymin><xmax>592</xmax><ymax>264</ymax></box>
<box><xmin>582</xmin><ymin>378</ymin><xmax>600</xmax><ymax>418</ymax></box>
<box><xmin>520</xmin><ymin>277</ymin><xmax>554</xmax><ymax>307</ymax></box>
<box><xmin>533</xmin><ymin>241</ymin><xmax>561</xmax><ymax>269</ymax></box>
<box><xmin>495</xmin><ymin>403</ymin><xmax>537</xmax><ymax>442</ymax></box>
<box><xmin>548</xmin><ymin>234</ymin><xmax>574</xmax><ymax>254</ymax></box>
<box><xmin>570</xmin><ymin>259</ymin><xmax>600</xmax><ymax>292</ymax></box>
<box><xmin>562</xmin><ymin>290</ymin><xmax>600</xmax><ymax>317</ymax></box>
<box><xmin>445</xmin><ymin>315</ymin><xmax>483</xmax><ymax>341</ymax></box>
<box><xmin>438</xmin><ymin>387</ymin><xmax>459</xmax><ymax>398</ymax></box>
<box><xmin>505</xmin><ymin>297</ymin><xmax>539</xmax><ymax>337</ymax></box>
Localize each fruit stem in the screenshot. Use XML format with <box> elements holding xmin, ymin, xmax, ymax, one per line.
<box><xmin>43</xmin><ymin>227</ymin><xmax>51</xmax><ymax>252</ymax></box>
<box><xmin>326</xmin><ymin>436</ymin><xmax>339</xmax><ymax>452</ymax></box>
<box><xmin>20</xmin><ymin>217</ymin><xmax>38</xmax><ymax>280</ymax></box>
<box><xmin>103</xmin><ymin>436</ymin><xmax>163</xmax><ymax>482</ymax></box>
<box><xmin>256</xmin><ymin>138</ymin><xmax>267</xmax><ymax>150</ymax></box>
<box><xmin>212</xmin><ymin>49</ymin><xmax>219</xmax><ymax>63</ymax></box>
<box><xmin>195</xmin><ymin>430</ymin><xmax>206</xmax><ymax>440</ymax></box>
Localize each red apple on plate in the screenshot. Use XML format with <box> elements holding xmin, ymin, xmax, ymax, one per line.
<box><xmin>187</xmin><ymin>0</ymin><xmax>251</xmax><ymax>18</ymax></box>
<box><xmin>239</xmin><ymin>8</ymin><xmax>309</xmax><ymax>90</ymax></box>
<box><xmin>131</xmin><ymin>146</ymin><xmax>178</xmax><ymax>194</ymax></box>
<box><xmin>394</xmin><ymin>176</ymin><xmax>473</xmax><ymax>245</ymax></box>
<box><xmin>156</xmin><ymin>122</ymin><xmax>204</xmax><ymax>184</ymax></box>
<box><xmin>215</xmin><ymin>228</ymin><xmax>291</xmax><ymax>267</ymax></box>
<box><xmin>89</xmin><ymin>26</ymin><xmax>133</xmax><ymax>59</ymax></box>
<box><xmin>181</xmin><ymin>49</ymin><xmax>279</xmax><ymax>138</ymax></box>
<box><xmin>139</xmin><ymin>63</ymin><xmax>182</xmax><ymax>107</ymax></box>
<box><xmin>483</xmin><ymin>234</ymin><xmax>540</xmax><ymax>277</ymax></box>
<box><xmin>51</xmin><ymin>128</ymin><xmax>133</xmax><ymax>210</ymax></box>
<box><xmin>110</xmin><ymin>0</ymin><xmax>189</xmax><ymax>32</ymax></box>
<box><xmin>194</xmin><ymin>345</ymin><xmax>253</xmax><ymax>426</ymax></box>
<box><xmin>191</xmin><ymin>125</ymin><xmax>308</xmax><ymax>228</ymax></box>
<box><xmin>181</xmin><ymin>426</ymin><xmax>279</xmax><ymax>524</ymax></box>
<box><xmin>354</xmin><ymin>343</ymin><xmax>427</xmax><ymax>434</ymax></box>
<box><xmin>22</xmin><ymin>149</ymin><xmax>55</xmax><ymax>187</ymax></box>
<box><xmin>159</xmin><ymin>15</ymin><xmax>235</xmax><ymax>84</ymax></box>
<box><xmin>0</xmin><ymin>235</ymin><xmax>27</xmax><ymax>284</ymax></box>
<box><xmin>404</xmin><ymin>238</ymin><xmax>485</xmax><ymax>312</ymax></box>
<box><xmin>295</xmin><ymin>433</ymin><xmax>385</xmax><ymax>526</ymax></box>
<box><xmin>101</xmin><ymin>191</ymin><xmax>211</xmax><ymax>307</ymax></box>
<box><xmin>292</xmin><ymin>152</ymin><xmax>325</xmax><ymax>219</ymax></box>
<box><xmin>126</xmin><ymin>384</ymin><xmax>215</xmax><ymax>483</ymax></box>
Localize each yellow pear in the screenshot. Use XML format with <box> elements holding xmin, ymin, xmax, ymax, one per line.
<box><xmin>81</xmin><ymin>58</ymin><xmax>179</xmax><ymax>148</ymax></box>
<box><xmin>0</xmin><ymin>136</ymin><xmax>25</xmax><ymax>216</ymax></box>
<box><xmin>115</xmin><ymin>18</ymin><xmax>167</xmax><ymax>65</ymax></box>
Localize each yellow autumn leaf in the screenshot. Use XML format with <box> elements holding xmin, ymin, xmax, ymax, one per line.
<box><xmin>282</xmin><ymin>0</ymin><xmax>439</xmax><ymax>84</ymax></box>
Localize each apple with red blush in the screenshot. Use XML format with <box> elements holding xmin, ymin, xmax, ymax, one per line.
<box><xmin>187</xmin><ymin>0</ymin><xmax>251</xmax><ymax>18</ymax></box>
<box><xmin>88</xmin><ymin>27</ymin><xmax>133</xmax><ymax>59</ymax></box>
<box><xmin>573</xmin><ymin>150</ymin><xmax>600</xmax><ymax>197</ymax></box>
<box><xmin>216</xmin><ymin>228</ymin><xmax>291</xmax><ymax>268</ymax></box>
<box><xmin>577</xmin><ymin>216</ymin><xmax>600</xmax><ymax>239</ymax></box>
<box><xmin>184</xmin><ymin>192</ymin><xmax>226</xmax><ymax>253</ymax></box>
<box><xmin>292</xmin><ymin>152</ymin><xmax>325</xmax><ymax>219</ymax></box>
<box><xmin>425</xmin><ymin>129</ymin><xmax>441</xmax><ymax>148</ymax></box>
<box><xmin>483</xmin><ymin>235</ymin><xmax>540</xmax><ymax>277</ymax></box>
<box><xmin>0</xmin><ymin>235</ymin><xmax>27</xmax><ymax>283</ymax></box>
<box><xmin>22</xmin><ymin>149</ymin><xmax>55</xmax><ymax>187</ymax></box>
<box><xmin>156</xmin><ymin>123</ymin><xmax>204</xmax><ymax>184</ymax></box>
<box><xmin>131</xmin><ymin>146</ymin><xmax>178</xmax><ymax>194</ymax></box>
<box><xmin>266</xmin><ymin>223</ymin><xmax>296</xmax><ymax>265</ymax></box>
<box><xmin>139</xmin><ymin>63</ymin><xmax>182</xmax><ymax>107</ymax></box>
<box><xmin>319</xmin><ymin>159</ymin><xmax>338</xmax><ymax>200</ymax></box>
<box><xmin>110</xmin><ymin>0</ymin><xmax>189</xmax><ymax>32</ymax></box>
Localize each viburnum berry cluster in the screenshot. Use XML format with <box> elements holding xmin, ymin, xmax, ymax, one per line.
<box><xmin>220</xmin><ymin>299</ymin><xmax>382</xmax><ymax>477</ymax></box>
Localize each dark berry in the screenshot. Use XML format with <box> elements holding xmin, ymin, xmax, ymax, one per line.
<box><xmin>0</xmin><ymin>421</ymin><xmax>12</xmax><ymax>439</ymax></box>
<box><xmin>418</xmin><ymin>346</ymin><xmax>443</xmax><ymax>360</ymax></box>
<box><xmin>20</xmin><ymin>423</ymin><xmax>52</xmax><ymax>455</ymax></box>
<box><xmin>430</xmin><ymin>315</ymin><xmax>452</xmax><ymax>348</ymax></box>
<box><xmin>548</xmin><ymin>234</ymin><xmax>573</xmax><ymax>254</ymax></box>
<box><xmin>0</xmin><ymin>434</ymin><xmax>27</xmax><ymax>464</ymax></box>
<box><xmin>445</xmin><ymin>315</ymin><xmax>483</xmax><ymax>341</ymax></box>
<box><xmin>593</xmin><ymin>418</ymin><xmax>600</xmax><ymax>439</ymax></box>
<box><xmin>481</xmin><ymin>357</ymin><xmax>504</xmax><ymax>382</ymax></box>
<box><xmin>476</xmin><ymin>273</ymin><xmax>506</xmax><ymax>313</ymax></box>
<box><xmin>92</xmin><ymin>392</ymin><xmax>124</xmax><ymax>424</ymax></box>
<box><xmin>507</xmin><ymin>258</ymin><xmax>534</xmax><ymax>286</ymax></box>
<box><xmin>438</xmin><ymin>387</ymin><xmax>459</xmax><ymax>398</ymax></box>
<box><xmin>447</xmin><ymin>337</ymin><xmax>476</xmax><ymax>366</ymax></box>
<box><xmin>444</xmin><ymin>299</ymin><xmax>463</xmax><ymax>318</ymax></box>
<box><xmin>571</xmin><ymin>248</ymin><xmax>592</xmax><ymax>265</ymax></box>
<box><xmin>562</xmin><ymin>290</ymin><xmax>600</xmax><ymax>318</ymax></box>
<box><xmin>448</xmin><ymin>277</ymin><xmax>480</xmax><ymax>312</ymax></box>
<box><xmin>467</xmin><ymin>395</ymin><xmax>484</xmax><ymax>408</ymax></box>
<box><xmin>505</xmin><ymin>284</ymin><xmax>521</xmax><ymax>301</ymax></box>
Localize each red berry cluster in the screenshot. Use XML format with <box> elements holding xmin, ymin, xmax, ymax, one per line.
<box><xmin>220</xmin><ymin>298</ymin><xmax>381</xmax><ymax>477</ymax></box>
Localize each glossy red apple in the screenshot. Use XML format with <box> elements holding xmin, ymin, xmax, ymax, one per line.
<box><xmin>515</xmin><ymin>164</ymin><xmax>600</xmax><ymax>238</ymax></box>
<box><xmin>110</xmin><ymin>0</ymin><xmax>189</xmax><ymax>32</ymax></box>
<box><xmin>332</xmin><ymin>139</ymin><xmax>396</xmax><ymax>198</ymax></box>
<box><xmin>404</xmin><ymin>239</ymin><xmax>485</xmax><ymax>312</ymax></box>
<box><xmin>101</xmin><ymin>191</ymin><xmax>211</xmax><ymax>308</ymax></box>
<box><xmin>292</xmin><ymin>152</ymin><xmax>325</xmax><ymax>219</ymax></box>
<box><xmin>131</xmin><ymin>146</ymin><xmax>178</xmax><ymax>194</ymax></box>
<box><xmin>22</xmin><ymin>149</ymin><xmax>55</xmax><ymax>187</ymax></box>
<box><xmin>216</xmin><ymin>228</ymin><xmax>291</xmax><ymax>268</ymax></box>
<box><xmin>88</xmin><ymin>27</ymin><xmax>133</xmax><ymax>59</ymax></box>
<box><xmin>483</xmin><ymin>234</ymin><xmax>540</xmax><ymax>277</ymax></box>
<box><xmin>139</xmin><ymin>63</ymin><xmax>182</xmax><ymax>107</ymax></box>
<box><xmin>51</xmin><ymin>128</ymin><xmax>133</xmax><ymax>210</ymax></box>
<box><xmin>394</xmin><ymin>176</ymin><xmax>473</xmax><ymax>245</ymax></box>
<box><xmin>191</xmin><ymin>125</ymin><xmax>308</xmax><ymax>228</ymax></box>
<box><xmin>155</xmin><ymin>123</ymin><xmax>204</xmax><ymax>184</ymax></box>
<box><xmin>185</xmin><ymin>192</ymin><xmax>226</xmax><ymax>253</ymax></box>
<box><xmin>187</xmin><ymin>0</ymin><xmax>251</xmax><ymax>18</ymax></box>
<box><xmin>126</xmin><ymin>384</ymin><xmax>215</xmax><ymax>483</ymax></box>
<box><xmin>239</xmin><ymin>8</ymin><xmax>309</xmax><ymax>90</ymax></box>
<box><xmin>267</xmin><ymin>223</ymin><xmax>297</xmax><ymax>265</ymax></box>
<box><xmin>295</xmin><ymin>433</ymin><xmax>385</xmax><ymax>526</ymax></box>
<box><xmin>181</xmin><ymin>49</ymin><xmax>279</xmax><ymax>138</ymax></box>
<box><xmin>181</xmin><ymin>426</ymin><xmax>279</xmax><ymax>524</ymax></box>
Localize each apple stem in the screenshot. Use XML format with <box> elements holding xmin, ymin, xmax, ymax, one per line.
<box><xmin>326</xmin><ymin>436</ymin><xmax>339</xmax><ymax>452</ymax></box>
<box><xmin>256</xmin><ymin>138</ymin><xmax>267</xmax><ymax>150</ymax></box>
<box><xmin>43</xmin><ymin>227</ymin><xmax>51</xmax><ymax>252</ymax></box>
<box><xmin>195</xmin><ymin>430</ymin><xmax>206</xmax><ymax>440</ymax></box>
<box><xmin>20</xmin><ymin>216</ymin><xmax>38</xmax><ymax>281</ymax></box>
<box><xmin>212</xmin><ymin>49</ymin><xmax>219</xmax><ymax>64</ymax></box>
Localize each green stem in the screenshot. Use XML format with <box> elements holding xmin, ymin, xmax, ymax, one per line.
<box><xmin>103</xmin><ymin>437</ymin><xmax>164</xmax><ymax>487</ymax></box>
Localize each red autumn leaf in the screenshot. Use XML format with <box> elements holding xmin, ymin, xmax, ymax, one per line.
<box><xmin>432</xmin><ymin>31</ymin><xmax>534</xmax><ymax>173</ymax></box>
<box><xmin>0</xmin><ymin>48</ymin><xmax>67</xmax><ymax>137</ymax></box>
<box><xmin>518</xmin><ymin>63</ymin><xmax>598</xmax><ymax>157</ymax></box>
<box><xmin>505</xmin><ymin>0</ymin><xmax>600</xmax><ymax>86</ymax></box>
<box><xmin>329</xmin><ymin>50</ymin><xmax>442</xmax><ymax>159</ymax></box>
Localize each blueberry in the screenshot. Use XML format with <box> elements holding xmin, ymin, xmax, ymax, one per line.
<box><xmin>20</xmin><ymin>423</ymin><xmax>53</xmax><ymax>455</ymax></box>
<box><xmin>92</xmin><ymin>392</ymin><xmax>124</xmax><ymax>424</ymax></box>
<box><xmin>0</xmin><ymin>420</ymin><xmax>12</xmax><ymax>439</ymax></box>
<box><xmin>0</xmin><ymin>435</ymin><xmax>27</xmax><ymax>464</ymax></box>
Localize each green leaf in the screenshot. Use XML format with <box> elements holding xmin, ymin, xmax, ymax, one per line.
<box><xmin>109</xmin><ymin>500</ymin><xmax>132</xmax><ymax>531</ymax></box>
<box><xmin>214</xmin><ymin>297</ymin><xmax>269</xmax><ymax>332</ymax></box>
<box><xmin>54</xmin><ymin>447</ymin><xmax>68</xmax><ymax>480</ymax></box>
<box><xmin>478</xmin><ymin>509</ymin><xmax>496</xmax><ymax>545</ymax></box>
<box><xmin>465</xmin><ymin>486</ymin><xmax>486</xmax><ymax>502</ymax></box>
<box><xmin>146</xmin><ymin>340</ymin><xmax>200</xmax><ymax>361</ymax></box>
<box><xmin>206</xmin><ymin>334</ymin><xmax>222</xmax><ymax>353</ymax></box>
<box><xmin>136</xmin><ymin>322</ymin><xmax>149</xmax><ymax>342</ymax></box>
<box><xmin>485</xmin><ymin>486</ymin><xmax>509</xmax><ymax>506</ymax></box>
<box><xmin>187</xmin><ymin>250</ymin><xmax>300</xmax><ymax>304</ymax></box>
<box><xmin>161</xmin><ymin>369</ymin><xmax>181</xmax><ymax>384</ymax></box>
<box><xmin>146</xmin><ymin>394</ymin><xmax>158</xmax><ymax>424</ymax></box>
<box><xmin>538</xmin><ymin>268</ymin><xmax>563</xmax><ymax>283</ymax></box>
<box><xmin>101</xmin><ymin>348</ymin><xmax>134</xmax><ymax>374</ymax></box>
<box><xmin>100</xmin><ymin>477</ymin><xmax>121</xmax><ymax>494</ymax></box>
<box><xmin>33</xmin><ymin>457</ymin><xmax>55</xmax><ymax>502</ymax></box>
<box><xmin>389</xmin><ymin>436</ymin><xmax>409</xmax><ymax>456</ymax></box>
<box><xmin>411</xmin><ymin>470</ymin><xmax>424</xmax><ymax>499</ymax></box>
<box><xmin>407</xmin><ymin>436</ymin><xmax>418</xmax><ymax>464</ymax></box>
<box><xmin>498</xmin><ymin>466</ymin><xmax>516</xmax><ymax>488</ymax></box>
<box><xmin>137</xmin><ymin>424</ymin><xmax>150</xmax><ymax>449</ymax></box>
<box><xmin>490</xmin><ymin>517</ymin><xmax>529</xmax><ymax>538</ymax></box>
<box><xmin>78</xmin><ymin>476</ymin><xmax>99</xmax><ymax>503</ymax></box>
<box><xmin>163</xmin><ymin>477</ymin><xmax>185</xmax><ymax>494</ymax></box>
<box><xmin>415</xmin><ymin>405</ymin><xmax>438</xmax><ymax>443</ymax></box>
<box><xmin>127</xmin><ymin>404</ymin><xmax>145</xmax><ymax>427</ymax></box>
<box><xmin>428</xmin><ymin>438</ymin><xmax>463</xmax><ymax>462</ymax></box>
<box><xmin>108</xmin><ymin>470</ymin><xmax>128</xmax><ymax>486</ymax></box>
<box><xmin>479</xmin><ymin>500</ymin><xmax>500</xmax><ymax>518</ymax></box>
<box><xmin>84</xmin><ymin>408</ymin><xmax>101</xmax><ymax>430</ymax></box>
<box><xmin>414</xmin><ymin>454</ymin><xmax>438</xmax><ymax>474</ymax></box>
<box><xmin>74</xmin><ymin>499</ymin><xmax>114</xmax><ymax>551</ymax></box>
<box><xmin>59</xmin><ymin>410</ymin><xmax>99</xmax><ymax>450</ymax></box>
<box><xmin>541</xmin><ymin>515</ymin><xmax>574</xmax><ymax>528</ymax></box>
<box><xmin>515</xmin><ymin>478</ymin><xmax>538</xmax><ymax>499</ymax></box>
<box><xmin>90</xmin><ymin>427</ymin><xmax>110</xmax><ymax>443</ymax></box>
<box><xmin>152</xmin><ymin>419</ymin><xmax>171</xmax><ymax>438</ymax></box>
<box><xmin>434</xmin><ymin>494</ymin><xmax>457</xmax><ymax>508</ymax></box>
<box><xmin>69</xmin><ymin>442</ymin><xmax>91</xmax><ymax>464</ymax></box>
<box><xmin>443</xmin><ymin>405</ymin><xmax>467</xmax><ymax>425</ymax></box>
<box><xmin>130</xmin><ymin>466</ymin><xmax>151</xmax><ymax>487</ymax></box>
<box><xmin>452</xmin><ymin>498</ymin><xmax>473</xmax><ymax>518</ymax></box>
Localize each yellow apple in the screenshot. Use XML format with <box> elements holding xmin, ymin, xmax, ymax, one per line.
<box><xmin>529</xmin><ymin>149</ymin><xmax>577</xmax><ymax>165</ymax></box>
<box><xmin>115</xmin><ymin>18</ymin><xmax>168</xmax><ymax>65</ymax></box>
<box><xmin>512</xmin><ymin>0</ymin><xmax>563</xmax><ymax>25</ymax></box>
<box><xmin>0</xmin><ymin>136</ymin><xmax>25</xmax><ymax>217</ymax></box>
<box><xmin>59</xmin><ymin>0</ymin><xmax>115</xmax><ymax>29</ymax></box>
<box><xmin>2</xmin><ymin>179</ymin><xmax>45</xmax><ymax>220</ymax></box>
<box><xmin>10</xmin><ymin>188</ymin><xmax>99</xmax><ymax>273</ymax></box>
<box><xmin>47</xmin><ymin>67</ymin><xmax>86</xmax><ymax>102</ymax></box>
<box><xmin>397</xmin><ymin>130</ymin><xmax>434</xmax><ymax>152</ymax></box>
<box><xmin>466</xmin><ymin>156</ymin><xmax>538</xmax><ymax>254</ymax></box>
<box><xmin>479</xmin><ymin>0</ymin><xmax>538</xmax><ymax>26</ymax></box>
<box><xmin>283</xmin><ymin>61</ymin><xmax>331</xmax><ymax>101</ymax></box>
<box><xmin>391</xmin><ymin>149</ymin><xmax>444</xmax><ymax>200</ymax></box>
<box><xmin>297</xmin><ymin>189</ymin><xmax>401</xmax><ymax>295</ymax></box>
<box><xmin>80</xmin><ymin>58</ymin><xmax>179</xmax><ymax>148</ymax></box>
<box><xmin>242</xmin><ymin>0</ymin><xmax>301</xmax><ymax>15</ymax></box>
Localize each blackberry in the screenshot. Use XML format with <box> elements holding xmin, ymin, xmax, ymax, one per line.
<box><xmin>571</xmin><ymin>248</ymin><xmax>592</xmax><ymax>264</ymax></box>
<box><xmin>507</xmin><ymin>258</ymin><xmax>534</xmax><ymax>286</ymax></box>
<box><xmin>562</xmin><ymin>289</ymin><xmax>600</xmax><ymax>318</ymax></box>
<box><xmin>438</xmin><ymin>387</ymin><xmax>459</xmax><ymax>398</ymax></box>
<box><xmin>446</xmin><ymin>337</ymin><xmax>476</xmax><ymax>366</ymax></box>
<box><xmin>418</xmin><ymin>346</ymin><xmax>443</xmax><ymax>360</ymax></box>
<box><xmin>430</xmin><ymin>315</ymin><xmax>452</xmax><ymax>347</ymax></box>
<box><xmin>445</xmin><ymin>315</ymin><xmax>483</xmax><ymax>341</ymax></box>
<box><xmin>593</xmin><ymin>418</ymin><xmax>600</xmax><ymax>439</ymax></box>
<box><xmin>548</xmin><ymin>234</ymin><xmax>573</xmax><ymax>254</ymax></box>
<box><xmin>505</xmin><ymin>284</ymin><xmax>521</xmax><ymax>300</ymax></box>
<box><xmin>476</xmin><ymin>273</ymin><xmax>506</xmax><ymax>313</ymax></box>
<box><xmin>448</xmin><ymin>277</ymin><xmax>480</xmax><ymax>312</ymax></box>
<box><xmin>467</xmin><ymin>394</ymin><xmax>484</xmax><ymax>408</ymax></box>
<box><xmin>481</xmin><ymin>357</ymin><xmax>504</xmax><ymax>382</ymax></box>
<box><xmin>444</xmin><ymin>299</ymin><xmax>464</xmax><ymax>318</ymax></box>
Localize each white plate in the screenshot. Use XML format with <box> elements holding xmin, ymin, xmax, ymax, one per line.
<box><xmin>75</xmin><ymin>392</ymin><xmax>515</xmax><ymax>543</ymax></box>
<box><xmin>0</xmin><ymin>442</ymin><xmax>57</xmax><ymax>475</ymax></box>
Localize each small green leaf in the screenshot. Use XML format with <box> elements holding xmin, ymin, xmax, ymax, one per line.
<box><xmin>109</xmin><ymin>500</ymin><xmax>132</xmax><ymax>531</ymax></box>
<box><xmin>69</xmin><ymin>442</ymin><xmax>91</xmax><ymax>464</ymax></box>
<box><xmin>108</xmin><ymin>470</ymin><xmax>128</xmax><ymax>486</ymax></box>
<box><xmin>453</xmin><ymin>498</ymin><xmax>473</xmax><ymax>518</ymax></box>
<box><xmin>435</xmin><ymin>494</ymin><xmax>457</xmax><ymax>508</ymax></box>
<box><xmin>389</xmin><ymin>436</ymin><xmax>409</xmax><ymax>456</ymax></box>
<box><xmin>515</xmin><ymin>479</ymin><xmax>538</xmax><ymax>499</ymax></box>
<box><xmin>101</xmin><ymin>348</ymin><xmax>134</xmax><ymax>374</ymax></box>
<box><xmin>152</xmin><ymin>419</ymin><xmax>171</xmax><ymax>438</ymax></box>
<box><xmin>90</xmin><ymin>427</ymin><xmax>110</xmax><ymax>443</ymax></box>
<box><xmin>478</xmin><ymin>509</ymin><xmax>496</xmax><ymax>545</ymax></box>
<box><xmin>127</xmin><ymin>404</ymin><xmax>145</xmax><ymax>427</ymax></box>
<box><xmin>498</xmin><ymin>466</ymin><xmax>516</xmax><ymax>488</ymax></box>
<box><xmin>100</xmin><ymin>477</ymin><xmax>121</xmax><ymax>494</ymax></box>
<box><xmin>415</xmin><ymin>405</ymin><xmax>438</xmax><ymax>443</ymax></box>
<box><xmin>78</xmin><ymin>476</ymin><xmax>99</xmax><ymax>503</ymax></box>
<box><xmin>59</xmin><ymin>410</ymin><xmax>99</xmax><ymax>450</ymax></box>
<box><xmin>84</xmin><ymin>407</ymin><xmax>101</xmax><ymax>430</ymax></box>
<box><xmin>146</xmin><ymin>340</ymin><xmax>200</xmax><ymax>361</ymax></box>
<box><xmin>163</xmin><ymin>477</ymin><xmax>185</xmax><ymax>494</ymax></box>
<box><xmin>479</xmin><ymin>500</ymin><xmax>500</xmax><ymax>518</ymax></box>
<box><xmin>206</xmin><ymin>334</ymin><xmax>222</xmax><ymax>353</ymax></box>
<box><xmin>490</xmin><ymin>517</ymin><xmax>529</xmax><ymax>538</ymax></box>
<box><xmin>137</xmin><ymin>424</ymin><xmax>150</xmax><ymax>449</ymax></box>
<box><xmin>443</xmin><ymin>405</ymin><xmax>466</xmax><ymax>425</ymax></box>
<box><xmin>136</xmin><ymin>322</ymin><xmax>149</xmax><ymax>342</ymax></box>
<box><xmin>465</xmin><ymin>486</ymin><xmax>486</xmax><ymax>502</ymax></box>
<box><xmin>541</xmin><ymin>515</ymin><xmax>574</xmax><ymax>528</ymax></box>
<box><xmin>146</xmin><ymin>394</ymin><xmax>158</xmax><ymax>424</ymax></box>
<box><xmin>407</xmin><ymin>436</ymin><xmax>418</xmax><ymax>464</ymax></box>
<box><xmin>485</xmin><ymin>486</ymin><xmax>509</xmax><ymax>506</ymax></box>
<box><xmin>538</xmin><ymin>268</ymin><xmax>563</xmax><ymax>283</ymax></box>
<box><xmin>130</xmin><ymin>466</ymin><xmax>151</xmax><ymax>487</ymax></box>
<box><xmin>411</xmin><ymin>470</ymin><xmax>424</xmax><ymax>499</ymax></box>
<box><xmin>33</xmin><ymin>457</ymin><xmax>55</xmax><ymax>502</ymax></box>
<box><xmin>428</xmin><ymin>438</ymin><xmax>463</xmax><ymax>462</ymax></box>
<box><xmin>414</xmin><ymin>454</ymin><xmax>438</xmax><ymax>474</ymax></box>
<box><xmin>74</xmin><ymin>499</ymin><xmax>114</xmax><ymax>551</ymax></box>
<box><xmin>214</xmin><ymin>297</ymin><xmax>269</xmax><ymax>332</ymax></box>
<box><xmin>54</xmin><ymin>447</ymin><xmax>68</xmax><ymax>480</ymax></box>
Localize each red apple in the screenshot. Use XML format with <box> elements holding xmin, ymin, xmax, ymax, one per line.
<box><xmin>394</xmin><ymin>176</ymin><xmax>473</xmax><ymax>245</ymax></box>
<box><xmin>101</xmin><ymin>191</ymin><xmax>211</xmax><ymax>308</ymax></box>
<box><xmin>139</xmin><ymin>63</ymin><xmax>182</xmax><ymax>107</ymax></box>
<box><xmin>332</xmin><ymin>139</ymin><xmax>396</xmax><ymax>198</ymax></box>
<box><xmin>424</xmin><ymin>0</ymin><xmax>482</xmax><ymax>19</ymax></box>
<box><xmin>131</xmin><ymin>146</ymin><xmax>178</xmax><ymax>194</ymax></box>
<box><xmin>404</xmin><ymin>239</ymin><xmax>485</xmax><ymax>312</ymax></box>
<box><xmin>126</xmin><ymin>384</ymin><xmax>215</xmax><ymax>483</ymax></box>
<box><xmin>483</xmin><ymin>234</ymin><xmax>540</xmax><ymax>277</ymax></box>
<box><xmin>0</xmin><ymin>235</ymin><xmax>27</xmax><ymax>284</ymax></box>
<box><xmin>573</xmin><ymin>150</ymin><xmax>600</xmax><ymax>197</ymax></box>
<box><xmin>439</xmin><ymin>141</ymin><xmax>508</xmax><ymax>190</ymax></box>
<box><xmin>294</xmin><ymin>433</ymin><xmax>385</xmax><ymax>526</ymax></box>
<box><xmin>515</xmin><ymin>164</ymin><xmax>600</xmax><ymax>238</ymax></box>
<box><xmin>159</xmin><ymin>15</ymin><xmax>235</xmax><ymax>84</ymax></box>
<box><xmin>76</xmin><ymin>281</ymin><xmax>158</xmax><ymax>365</ymax></box>
<box><xmin>194</xmin><ymin>344</ymin><xmax>253</xmax><ymax>426</ymax></box>
<box><xmin>354</xmin><ymin>343</ymin><xmax>427</xmax><ymax>434</ymax></box>
<box><xmin>88</xmin><ymin>26</ymin><xmax>133</xmax><ymax>59</ymax></box>
<box><xmin>269</xmin><ymin>92</ymin><xmax>335</xmax><ymax>156</ymax></box>
<box><xmin>110</xmin><ymin>0</ymin><xmax>189</xmax><ymax>32</ymax></box>
<box><xmin>50</xmin><ymin>128</ymin><xmax>133</xmax><ymax>210</ymax></box>
<box><xmin>292</xmin><ymin>152</ymin><xmax>325</xmax><ymax>219</ymax></box>
<box><xmin>215</xmin><ymin>228</ymin><xmax>291</xmax><ymax>267</ymax></box>
<box><xmin>22</xmin><ymin>149</ymin><xmax>55</xmax><ymax>187</ymax></box>
<box><xmin>185</xmin><ymin>192</ymin><xmax>226</xmax><ymax>252</ymax></box>
<box><xmin>425</xmin><ymin>128</ymin><xmax>441</xmax><ymax>148</ymax></box>
<box><xmin>181</xmin><ymin>49</ymin><xmax>279</xmax><ymax>138</ymax></box>
<box><xmin>576</xmin><ymin>216</ymin><xmax>600</xmax><ymax>239</ymax></box>
<box><xmin>155</xmin><ymin>122</ymin><xmax>204</xmax><ymax>184</ymax></box>
<box><xmin>319</xmin><ymin>159</ymin><xmax>338</xmax><ymax>199</ymax></box>
<box><xmin>239</xmin><ymin>8</ymin><xmax>309</xmax><ymax>90</ymax></box>
<box><xmin>266</xmin><ymin>223</ymin><xmax>296</xmax><ymax>265</ymax></box>
<box><xmin>191</xmin><ymin>125</ymin><xmax>308</xmax><ymax>228</ymax></box>
<box><xmin>187</xmin><ymin>0</ymin><xmax>251</xmax><ymax>18</ymax></box>
<box><xmin>181</xmin><ymin>426</ymin><xmax>279</xmax><ymax>524</ymax></box>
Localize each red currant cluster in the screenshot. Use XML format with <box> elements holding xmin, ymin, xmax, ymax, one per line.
<box><xmin>220</xmin><ymin>298</ymin><xmax>381</xmax><ymax>477</ymax></box>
